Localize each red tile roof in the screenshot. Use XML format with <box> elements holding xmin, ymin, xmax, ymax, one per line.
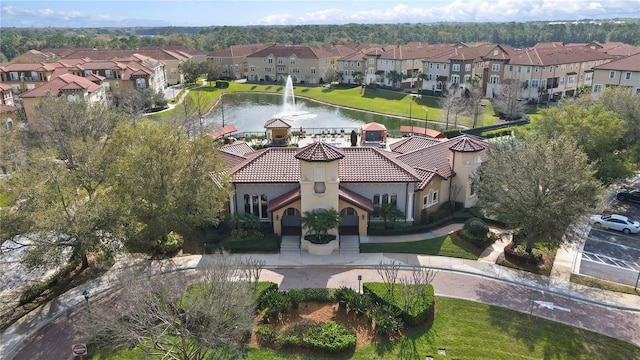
<box><xmin>390</xmin><ymin>136</ymin><xmax>444</xmax><ymax>154</ymax></box>
<box><xmin>220</xmin><ymin>142</ymin><xmax>254</xmax><ymax>157</ymax></box>
<box><xmin>208</xmin><ymin>125</ymin><xmax>237</xmax><ymax>139</ymax></box>
<box><xmin>593</xmin><ymin>53</ymin><xmax>640</xmax><ymax>72</ymax></box>
<box><xmin>230</xmin><ymin>146</ymin><xmax>419</xmax><ymax>184</ymax></box>
<box><xmin>264</xmin><ymin>118</ymin><xmax>291</xmax><ymax>129</ymax></box>
<box><xmin>397</xmin><ymin>127</ymin><xmax>446</xmax><ymax>139</ymax></box>
<box><xmin>339</xmin><ymin>186</ymin><xmax>374</xmax><ymax>212</ymax></box>
<box><xmin>295</xmin><ymin>142</ymin><xmax>345</xmax><ymax>162</ymax></box>
<box><xmin>19</xmin><ymin>73</ymin><xmax>102</xmax><ymax>98</ymax></box>
<box><xmin>448</xmin><ymin>136</ymin><xmax>488</xmax><ymax>152</ymax></box>
<box><xmin>361</xmin><ymin>122</ymin><xmax>387</xmax><ymax>131</ymax></box>
<box><xmin>266</xmin><ymin>188</ymin><xmax>301</xmax><ymax>212</ymax></box>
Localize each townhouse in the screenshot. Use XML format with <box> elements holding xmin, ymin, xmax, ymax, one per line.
<box><xmin>504</xmin><ymin>46</ymin><xmax>614</xmax><ymax>101</ymax></box>
<box><xmin>591</xmin><ymin>52</ymin><xmax>640</xmax><ymax>98</ymax></box>
<box><xmin>245</xmin><ymin>44</ymin><xmax>335</xmax><ymax>84</ymax></box>
<box><xmin>19</xmin><ymin>73</ymin><xmax>106</xmax><ymax>130</ymax></box>
<box><xmin>208</xmin><ymin>44</ymin><xmax>271</xmax><ymax>80</ymax></box>
<box><xmin>0</xmin><ymin>83</ymin><xmax>18</xmax><ymax>129</ymax></box>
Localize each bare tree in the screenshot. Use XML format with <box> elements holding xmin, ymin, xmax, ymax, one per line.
<box><xmin>82</xmin><ymin>255</ymin><xmax>259</xmax><ymax>360</ymax></box>
<box><xmin>492</xmin><ymin>79</ymin><xmax>526</xmax><ymax>120</ymax></box>
<box><xmin>398</xmin><ymin>266</ymin><xmax>436</xmax><ymax>316</ymax></box>
<box><xmin>116</xmin><ymin>89</ymin><xmax>147</xmax><ymax>124</ymax></box>
<box><xmin>463</xmin><ymin>76</ymin><xmax>485</xmax><ymax>128</ymax></box>
<box><xmin>439</xmin><ymin>85</ymin><xmax>465</xmax><ymax>130</ymax></box>
<box><xmin>376</xmin><ymin>260</ymin><xmax>400</xmax><ymax>296</ymax></box>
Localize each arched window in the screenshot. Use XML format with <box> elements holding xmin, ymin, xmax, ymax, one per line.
<box><xmin>260</xmin><ymin>194</ymin><xmax>268</xmax><ymax>218</ymax></box>
<box><xmin>252</xmin><ymin>194</ymin><xmax>259</xmax><ymax>217</ymax></box>
<box><xmin>244</xmin><ymin>194</ymin><xmax>251</xmax><ymax>213</ymax></box>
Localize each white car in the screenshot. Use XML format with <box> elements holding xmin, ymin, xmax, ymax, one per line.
<box><xmin>590</xmin><ymin>214</ymin><xmax>640</xmax><ymax>234</ymax></box>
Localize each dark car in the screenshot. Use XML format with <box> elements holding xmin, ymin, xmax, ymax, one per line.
<box><xmin>616</xmin><ymin>189</ymin><xmax>640</xmax><ymax>203</ymax></box>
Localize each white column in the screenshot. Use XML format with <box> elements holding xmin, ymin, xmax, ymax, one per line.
<box><xmin>406</xmin><ymin>189</ymin><xmax>414</xmax><ymax>222</ymax></box>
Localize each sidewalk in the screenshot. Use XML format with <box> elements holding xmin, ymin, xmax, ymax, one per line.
<box><xmin>2</xmin><ymin>226</ymin><xmax>640</xmax><ymax>359</ymax></box>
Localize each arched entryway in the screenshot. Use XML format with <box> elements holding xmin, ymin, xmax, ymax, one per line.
<box><xmin>281</xmin><ymin>207</ymin><xmax>301</xmax><ymax>235</ymax></box>
<box><xmin>339</xmin><ymin>207</ymin><xmax>359</xmax><ymax>235</ymax></box>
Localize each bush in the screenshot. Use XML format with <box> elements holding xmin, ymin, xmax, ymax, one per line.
<box><xmin>370</xmin><ymin>304</ymin><xmax>404</xmax><ymax>336</ymax></box>
<box><xmin>464</xmin><ymin>217</ymin><xmax>490</xmax><ymax>238</ymax></box>
<box><xmin>301</xmin><ymin>321</ymin><xmax>356</xmax><ymax>353</ymax></box>
<box><xmin>364</xmin><ymin>282</ymin><xmax>435</xmax><ymax>327</ymax></box>
<box><xmin>156</xmin><ymin>231</ymin><xmax>184</xmax><ymax>254</ymax></box>
<box><xmin>298</xmin><ymin>288</ymin><xmax>335</xmax><ymax>302</ymax></box>
<box><xmin>287</xmin><ymin>289</ymin><xmax>305</xmax><ymax>309</ymax></box>
<box><xmin>334</xmin><ymin>287</ymin><xmax>369</xmax><ymax>315</ymax></box>
<box><xmin>260</xmin><ymin>289</ymin><xmax>290</xmax><ymax>322</ymax></box>
<box><xmin>256</xmin><ymin>324</ymin><xmax>278</xmax><ymax>344</ymax></box>
<box><xmin>255</xmin><ymin>282</ymin><xmax>278</xmax><ymax>305</ymax></box>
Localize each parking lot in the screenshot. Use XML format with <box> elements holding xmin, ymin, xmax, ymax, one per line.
<box><xmin>579</xmin><ymin>181</ymin><xmax>640</xmax><ymax>286</ymax></box>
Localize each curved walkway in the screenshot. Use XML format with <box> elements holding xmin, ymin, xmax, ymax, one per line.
<box><xmin>2</xmin><ymin>225</ymin><xmax>640</xmax><ymax>359</ymax></box>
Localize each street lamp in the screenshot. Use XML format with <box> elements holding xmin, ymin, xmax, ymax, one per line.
<box><xmin>409</xmin><ymin>99</ymin><xmax>413</xmax><ymax>136</ymax></box>
<box><xmin>357</xmin><ymin>275</ymin><xmax>362</xmax><ymax>294</ymax></box>
<box><xmin>422</xmin><ymin>107</ymin><xmax>429</xmax><ymax>135</ymax></box>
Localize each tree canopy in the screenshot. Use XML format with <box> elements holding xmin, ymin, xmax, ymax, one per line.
<box><xmin>471</xmin><ymin>135</ymin><xmax>601</xmax><ymax>254</ymax></box>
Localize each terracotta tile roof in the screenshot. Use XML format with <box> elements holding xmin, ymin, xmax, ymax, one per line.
<box><xmin>339</xmin><ymin>147</ymin><xmax>419</xmax><ymax>183</ymax></box>
<box><xmin>339</xmin><ymin>186</ymin><xmax>374</xmax><ymax>212</ymax></box>
<box><xmin>0</xmin><ymin>83</ymin><xmax>12</xmax><ymax>91</ymax></box>
<box><xmin>295</xmin><ymin>142</ymin><xmax>345</xmax><ymax>162</ymax></box>
<box><xmin>396</xmin><ymin>140</ymin><xmax>455</xmax><ymax>180</ymax></box>
<box><xmin>264</xmin><ymin>118</ymin><xmax>291</xmax><ymax>129</ymax></box>
<box><xmin>508</xmin><ymin>47</ymin><xmax>613</xmax><ymax>66</ymax></box>
<box><xmin>219</xmin><ymin>151</ymin><xmax>247</xmax><ymax>169</ymax></box>
<box><xmin>448</xmin><ymin>136</ymin><xmax>489</xmax><ymax>152</ymax></box>
<box><xmin>361</xmin><ymin>122</ymin><xmax>387</xmax><ymax>131</ymax></box>
<box><xmin>390</xmin><ymin>136</ymin><xmax>444</xmax><ymax>154</ymax></box>
<box><xmin>413</xmin><ymin>168</ymin><xmax>438</xmax><ymax>190</ymax></box>
<box><xmin>247</xmin><ymin>44</ymin><xmax>333</xmax><ymax>59</ymax></box>
<box><xmin>593</xmin><ymin>53</ymin><xmax>640</xmax><ymax>72</ymax></box>
<box><xmin>208</xmin><ymin>125</ymin><xmax>237</xmax><ymax>139</ymax></box>
<box><xmin>398</xmin><ymin>127</ymin><xmax>446</xmax><ymax>139</ymax></box>
<box><xmin>0</xmin><ymin>62</ymin><xmax>58</xmax><ymax>72</ymax></box>
<box><xmin>210</xmin><ymin>44</ymin><xmax>271</xmax><ymax>57</ymax></box>
<box><xmin>19</xmin><ymin>73</ymin><xmax>102</xmax><ymax>98</ymax></box>
<box><xmin>266</xmin><ymin>188</ymin><xmax>300</xmax><ymax>212</ymax></box>
<box><xmin>231</xmin><ymin>146</ymin><xmax>419</xmax><ymax>184</ymax></box>
<box><xmin>0</xmin><ymin>104</ymin><xmax>19</xmax><ymax>113</ymax></box>
<box><xmin>220</xmin><ymin>142</ymin><xmax>254</xmax><ymax>157</ymax></box>
<box><xmin>339</xmin><ymin>50</ymin><xmax>367</xmax><ymax>61</ymax></box>
<box><xmin>231</xmin><ymin>148</ymin><xmax>299</xmax><ymax>183</ymax></box>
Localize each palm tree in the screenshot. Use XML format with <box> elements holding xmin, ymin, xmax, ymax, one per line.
<box><xmin>415</xmin><ymin>70</ymin><xmax>428</xmax><ymax>90</ymax></box>
<box><xmin>301</xmin><ymin>208</ymin><xmax>340</xmax><ymax>243</ymax></box>
<box><xmin>386</xmin><ymin>70</ymin><xmax>403</xmax><ymax>88</ymax></box>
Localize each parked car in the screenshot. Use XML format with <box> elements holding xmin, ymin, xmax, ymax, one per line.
<box><xmin>590</xmin><ymin>214</ymin><xmax>640</xmax><ymax>234</ymax></box>
<box><xmin>616</xmin><ymin>189</ymin><xmax>640</xmax><ymax>203</ymax></box>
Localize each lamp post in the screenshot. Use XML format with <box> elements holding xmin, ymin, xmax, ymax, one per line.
<box><xmin>409</xmin><ymin>100</ymin><xmax>413</xmax><ymax>136</ymax></box>
<box><xmin>422</xmin><ymin>107</ymin><xmax>429</xmax><ymax>135</ymax></box>
<box><xmin>357</xmin><ymin>275</ymin><xmax>362</xmax><ymax>294</ymax></box>
<box><xmin>82</xmin><ymin>289</ymin><xmax>90</xmax><ymax>313</ymax></box>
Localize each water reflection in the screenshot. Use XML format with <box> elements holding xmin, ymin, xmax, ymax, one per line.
<box><xmin>205</xmin><ymin>93</ymin><xmax>415</xmax><ymax>134</ymax></box>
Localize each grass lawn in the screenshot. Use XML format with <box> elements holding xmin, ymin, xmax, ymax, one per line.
<box><xmin>88</xmin><ymin>297</ymin><xmax>640</xmax><ymax>360</ymax></box>
<box><xmin>360</xmin><ymin>234</ymin><xmax>481</xmax><ymax>260</ymax></box>
<box><xmin>149</xmin><ymin>81</ymin><xmax>497</xmax><ymax>129</ymax></box>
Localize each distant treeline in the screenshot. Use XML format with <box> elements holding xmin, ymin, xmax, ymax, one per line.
<box><xmin>2</xmin><ymin>20</ymin><xmax>639</xmax><ymax>62</ymax></box>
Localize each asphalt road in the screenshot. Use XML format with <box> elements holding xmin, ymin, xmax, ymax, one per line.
<box><xmin>13</xmin><ymin>267</ymin><xmax>640</xmax><ymax>359</ymax></box>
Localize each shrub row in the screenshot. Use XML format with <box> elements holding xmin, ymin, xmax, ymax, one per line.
<box><xmin>20</xmin><ymin>261</ymin><xmax>79</xmax><ymax>305</ymax></box>
<box><xmin>217</xmin><ymin>233</ymin><xmax>279</xmax><ymax>253</ymax></box>
<box><xmin>368</xmin><ymin>211</ymin><xmax>472</xmax><ymax>236</ymax></box>
<box><xmin>257</xmin><ymin>321</ymin><xmax>356</xmax><ymax>353</ymax></box>
<box><xmin>363</xmin><ymin>282</ymin><xmax>435</xmax><ymax>327</ymax></box>
<box><xmin>504</xmin><ymin>242</ymin><xmax>542</xmax><ymax>264</ymax></box>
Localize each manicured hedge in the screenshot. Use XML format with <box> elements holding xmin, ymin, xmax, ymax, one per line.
<box><xmin>218</xmin><ymin>233</ymin><xmax>279</xmax><ymax>253</ymax></box>
<box><xmin>368</xmin><ymin>212</ymin><xmax>472</xmax><ymax>236</ymax></box>
<box><xmin>363</xmin><ymin>282</ymin><xmax>435</xmax><ymax>327</ymax></box>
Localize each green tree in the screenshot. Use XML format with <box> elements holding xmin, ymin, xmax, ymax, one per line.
<box><xmin>471</xmin><ymin>136</ymin><xmax>601</xmax><ymax>254</ymax></box>
<box><xmin>527</xmin><ymin>103</ymin><xmax>630</xmax><ymax>183</ymax></box>
<box><xmin>106</xmin><ymin>121</ymin><xmax>231</xmax><ymax>249</ymax></box>
<box><xmin>597</xmin><ymin>86</ymin><xmax>640</xmax><ymax>166</ymax></box>
<box><xmin>301</xmin><ymin>208</ymin><xmax>340</xmax><ymax>243</ymax></box>
<box><xmin>199</xmin><ymin>59</ymin><xmax>222</xmax><ymax>85</ymax></box>
<box><xmin>0</xmin><ymin>96</ymin><xmax>127</xmax><ymax>269</ymax></box>
<box><xmin>179</xmin><ymin>59</ymin><xmax>203</xmax><ymax>84</ymax></box>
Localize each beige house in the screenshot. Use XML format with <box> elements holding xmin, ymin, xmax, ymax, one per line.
<box><xmin>504</xmin><ymin>46</ymin><xmax>613</xmax><ymax>101</ymax></box>
<box><xmin>221</xmin><ymin>127</ymin><xmax>488</xmax><ymax>245</ymax></box>
<box><xmin>209</xmin><ymin>44</ymin><xmax>271</xmax><ymax>80</ymax></box>
<box><xmin>591</xmin><ymin>53</ymin><xmax>640</xmax><ymax>98</ymax></box>
<box><xmin>245</xmin><ymin>44</ymin><xmax>335</xmax><ymax>84</ymax></box>
<box><xmin>18</xmin><ymin>73</ymin><xmax>106</xmax><ymax>129</ymax></box>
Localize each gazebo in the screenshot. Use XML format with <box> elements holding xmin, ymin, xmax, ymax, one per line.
<box><xmin>264</xmin><ymin>118</ymin><xmax>292</xmax><ymax>146</ymax></box>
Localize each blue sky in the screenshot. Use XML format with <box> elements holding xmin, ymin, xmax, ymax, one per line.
<box><xmin>1</xmin><ymin>0</ymin><xmax>638</xmax><ymax>28</ymax></box>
